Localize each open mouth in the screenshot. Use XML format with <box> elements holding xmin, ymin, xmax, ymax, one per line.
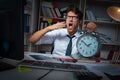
<box><xmin>69</xmin><ymin>23</ymin><xmax>72</xmax><ymax>26</ymax></box>
<box><xmin>69</xmin><ymin>23</ymin><xmax>73</xmax><ymax>29</ymax></box>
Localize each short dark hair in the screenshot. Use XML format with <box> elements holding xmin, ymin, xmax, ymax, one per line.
<box><xmin>66</xmin><ymin>6</ymin><xmax>83</xmax><ymax>20</ymax></box>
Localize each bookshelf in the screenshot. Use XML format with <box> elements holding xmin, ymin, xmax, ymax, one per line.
<box><xmin>24</xmin><ymin>0</ymin><xmax>40</xmax><ymax>52</ymax></box>
<box><xmin>24</xmin><ymin>0</ymin><xmax>81</xmax><ymax>52</ymax></box>
<box><xmin>37</xmin><ymin>0</ymin><xmax>81</xmax><ymax>53</ymax></box>
<box><xmin>24</xmin><ymin>0</ymin><xmax>120</xmax><ymax>63</ymax></box>
<box><xmin>24</xmin><ymin>0</ymin><xmax>31</xmax><ymax>51</ymax></box>
<box><xmin>82</xmin><ymin>0</ymin><xmax>120</xmax><ymax>63</ymax></box>
<box><xmin>38</xmin><ymin>0</ymin><xmax>80</xmax><ymax>30</ymax></box>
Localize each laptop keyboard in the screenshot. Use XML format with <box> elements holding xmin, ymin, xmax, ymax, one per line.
<box><xmin>18</xmin><ymin>60</ymin><xmax>88</xmax><ymax>71</ymax></box>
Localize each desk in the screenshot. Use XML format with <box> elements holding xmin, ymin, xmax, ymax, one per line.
<box><xmin>0</xmin><ymin>52</ymin><xmax>120</xmax><ymax>80</ymax></box>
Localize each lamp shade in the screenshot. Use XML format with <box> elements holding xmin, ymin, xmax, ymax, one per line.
<box><xmin>107</xmin><ymin>6</ymin><xmax>120</xmax><ymax>22</ymax></box>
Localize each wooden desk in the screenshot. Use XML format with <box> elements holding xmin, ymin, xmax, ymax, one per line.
<box><xmin>0</xmin><ymin>52</ymin><xmax>120</xmax><ymax>80</ymax></box>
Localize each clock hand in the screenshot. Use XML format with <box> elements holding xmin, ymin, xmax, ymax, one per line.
<box><xmin>88</xmin><ymin>43</ymin><xmax>92</xmax><ymax>46</ymax></box>
<box><xmin>81</xmin><ymin>40</ymin><xmax>88</xmax><ymax>46</ymax></box>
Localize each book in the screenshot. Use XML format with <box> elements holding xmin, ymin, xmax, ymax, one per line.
<box><xmin>86</xmin><ymin>10</ymin><xmax>92</xmax><ymax>20</ymax></box>
<box><xmin>41</xmin><ymin>6</ymin><xmax>48</xmax><ymax>17</ymax></box>
<box><xmin>54</xmin><ymin>8</ymin><xmax>62</xmax><ymax>18</ymax></box>
<box><xmin>41</xmin><ymin>1</ymin><xmax>62</xmax><ymax>18</ymax></box>
<box><xmin>111</xmin><ymin>51</ymin><xmax>120</xmax><ymax>64</ymax></box>
<box><xmin>46</xmin><ymin>7</ymin><xmax>53</xmax><ymax>17</ymax></box>
<box><xmin>24</xmin><ymin>14</ymin><xmax>30</xmax><ymax>32</ymax></box>
<box><xmin>39</xmin><ymin>21</ymin><xmax>48</xmax><ymax>29</ymax></box>
<box><xmin>50</xmin><ymin>8</ymin><xmax>57</xmax><ymax>18</ymax></box>
<box><xmin>85</xmin><ymin>10</ymin><xmax>96</xmax><ymax>21</ymax></box>
<box><xmin>42</xmin><ymin>1</ymin><xmax>53</xmax><ymax>8</ymax></box>
<box><xmin>107</xmin><ymin>50</ymin><xmax>115</xmax><ymax>60</ymax></box>
<box><xmin>88</xmin><ymin>10</ymin><xmax>96</xmax><ymax>21</ymax></box>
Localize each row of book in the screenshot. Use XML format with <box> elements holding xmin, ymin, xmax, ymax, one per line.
<box><xmin>38</xmin><ymin>17</ymin><xmax>65</xmax><ymax>30</ymax></box>
<box><xmin>85</xmin><ymin>9</ymin><xmax>112</xmax><ymax>22</ymax></box>
<box><xmin>39</xmin><ymin>1</ymin><xmax>72</xmax><ymax>29</ymax></box>
<box><xmin>41</xmin><ymin>1</ymin><xmax>69</xmax><ymax>19</ymax></box>
<box><xmin>24</xmin><ymin>1</ymin><xmax>69</xmax><ymax>32</ymax></box>
<box><xmin>98</xmin><ymin>32</ymin><xmax>113</xmax><ymax>43</ymax></box>
<box><xmin>100</xmin><ymin>49</ymin><xmax>120</xmax><ymax>64</ymax></box>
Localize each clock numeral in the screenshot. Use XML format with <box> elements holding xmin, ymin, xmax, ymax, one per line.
<box><xmin>82</xmin><ymin>50</ymin><xmax>85</xmax><ymax>53</ymax></box>
<box><xmin>80</xmin><ymin>47</ymin><xmax>82</xmax><ymax>49</ymax></box>
<box><xmin>93</xmin><ymin>42</ymin><xmax>96</xmax><ymax>44</ymax></box>
<box><xmin>90</xmin><ymin>51</ymin><xmax>92</xmax><ymax>54</ymax></box>
<box><xmin>94</xmin><ymin>45</ymin><xmax>97</xmax><ymax>48</ymax></box>
<box><xmin>79</xmin><ymin>43</ymin><xmax>81</xmax><ymax>46</ymax></box>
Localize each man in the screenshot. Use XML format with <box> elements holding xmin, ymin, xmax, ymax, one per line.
<box><xmin>29</xmin><ymin>6</ymin><xmax>97</xmax><ymax>61</ymax></box>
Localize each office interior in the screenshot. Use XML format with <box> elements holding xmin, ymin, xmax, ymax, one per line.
<box><xmin>0</xmin><ymin>0</ymin><xmax>120</xmax><ymax>80</ymax></box>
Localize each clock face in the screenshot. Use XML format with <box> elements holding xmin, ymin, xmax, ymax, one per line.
<box><xmin>77</xmin><ymin>34</ymin><xmax>100</xmax><ymax>57</ymax></box>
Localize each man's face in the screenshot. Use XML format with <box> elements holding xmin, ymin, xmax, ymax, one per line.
<box><xmin>66</xmin><ymin>11</ymin><xmax>81</xmax><ymax>35</ymax></box>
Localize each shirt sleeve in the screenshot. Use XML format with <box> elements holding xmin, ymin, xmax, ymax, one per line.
<box><xmin>35</xmin><ymin>29</ymin><xmax>59</xmax><ymax>45</ymax></box>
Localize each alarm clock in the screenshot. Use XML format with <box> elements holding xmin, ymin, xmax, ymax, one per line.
<box><xmin>76</xmin><ymin>32</ymin><xmax>101</xmax><ymax>57</ymax></box>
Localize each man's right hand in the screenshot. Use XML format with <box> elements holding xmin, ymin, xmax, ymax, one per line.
<box><xmin>47</xmin><ymin>21</ymin><xmax>66</xmax><ymax>30</ymax></box>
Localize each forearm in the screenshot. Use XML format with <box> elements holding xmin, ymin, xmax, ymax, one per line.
<box><xmin>28</xmin><ymin>27</ymin><xmax>51</xmax><ymax>43</ymax></box>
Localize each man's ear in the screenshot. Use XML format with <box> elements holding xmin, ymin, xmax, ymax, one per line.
<box><xmin>79</xmin><ymin>20</ymin><xmax>82</xmax><ymax>24</ymax></box>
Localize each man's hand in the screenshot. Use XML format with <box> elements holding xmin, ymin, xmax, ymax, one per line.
<box><xmin>47</xmin><ymin>21</ymin><xmax>66</xmax><ymax>30</ymax></box>
<box><xmin>53</xmin><ymin>56</ymin><xmax>77</xmax><ymax>62</ymax></box>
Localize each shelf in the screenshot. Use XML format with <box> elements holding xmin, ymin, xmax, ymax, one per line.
<box><xmin>38</xmin><ymin>0</ymin><xmax>80</xmax><ymax>30</ymax></box>
<box><xmin>43</xmin><ymin>0</ymin><xmax>79</xmax><ymax>3</ymax></box>
<box><xmin>40</xmin><ymin>16</ymin><xmax>66</xmax><ymax>20</ymax></box>
<box><xmin>102</xmin><ymin>42</ymin><xmax>120</xmax><ymax>46</ymax></box>
<box><xmin>84</xmin><ymin>0</ymin><xmax>120</xmax><ymax>25</ymax></box>
<box><xmin>87</xmin><ymin>0</ymin><xmax>120</xmax><ymax>5</ymax></box>
<box><xmin>84</xmin><ymin>20</ymin><xmax>119</xmax><ymax>24</ymax></box>
<box><xmin>82</xmin><ymin>0</ymin><xmax>120</xmax><ymax>47</ymax></box>
<box><xmin>24</xmin><ymin>0</ymin><xmax>120</xmax><ymax>54</ymax></box>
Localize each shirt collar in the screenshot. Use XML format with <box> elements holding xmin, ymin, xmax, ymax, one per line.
<box><xmin>74</xmin><ymin>31</ymin><xmax>81</xmax><ymax>38</ymax></box>
<box><xmin>65</xmin><ymin>29</ymin><xmax>80</xmax><ymax>38</ymax></box>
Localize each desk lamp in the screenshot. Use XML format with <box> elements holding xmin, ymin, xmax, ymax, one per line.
<box><xmin>107</xmin><ymin>6</ymin><xmax>120</xmax><ymax>22</ymax></box>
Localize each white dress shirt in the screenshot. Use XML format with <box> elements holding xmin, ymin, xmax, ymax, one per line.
<box><xmin>36</xmin><ymin>28</ymin><xmax>82</xmax><ymax>59</ymax></box>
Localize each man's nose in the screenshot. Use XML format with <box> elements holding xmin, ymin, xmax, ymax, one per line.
<box><xmin>69</xmin><ymin>18</ymin><xmax>73</xmax><ymax>21</ymax></box>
